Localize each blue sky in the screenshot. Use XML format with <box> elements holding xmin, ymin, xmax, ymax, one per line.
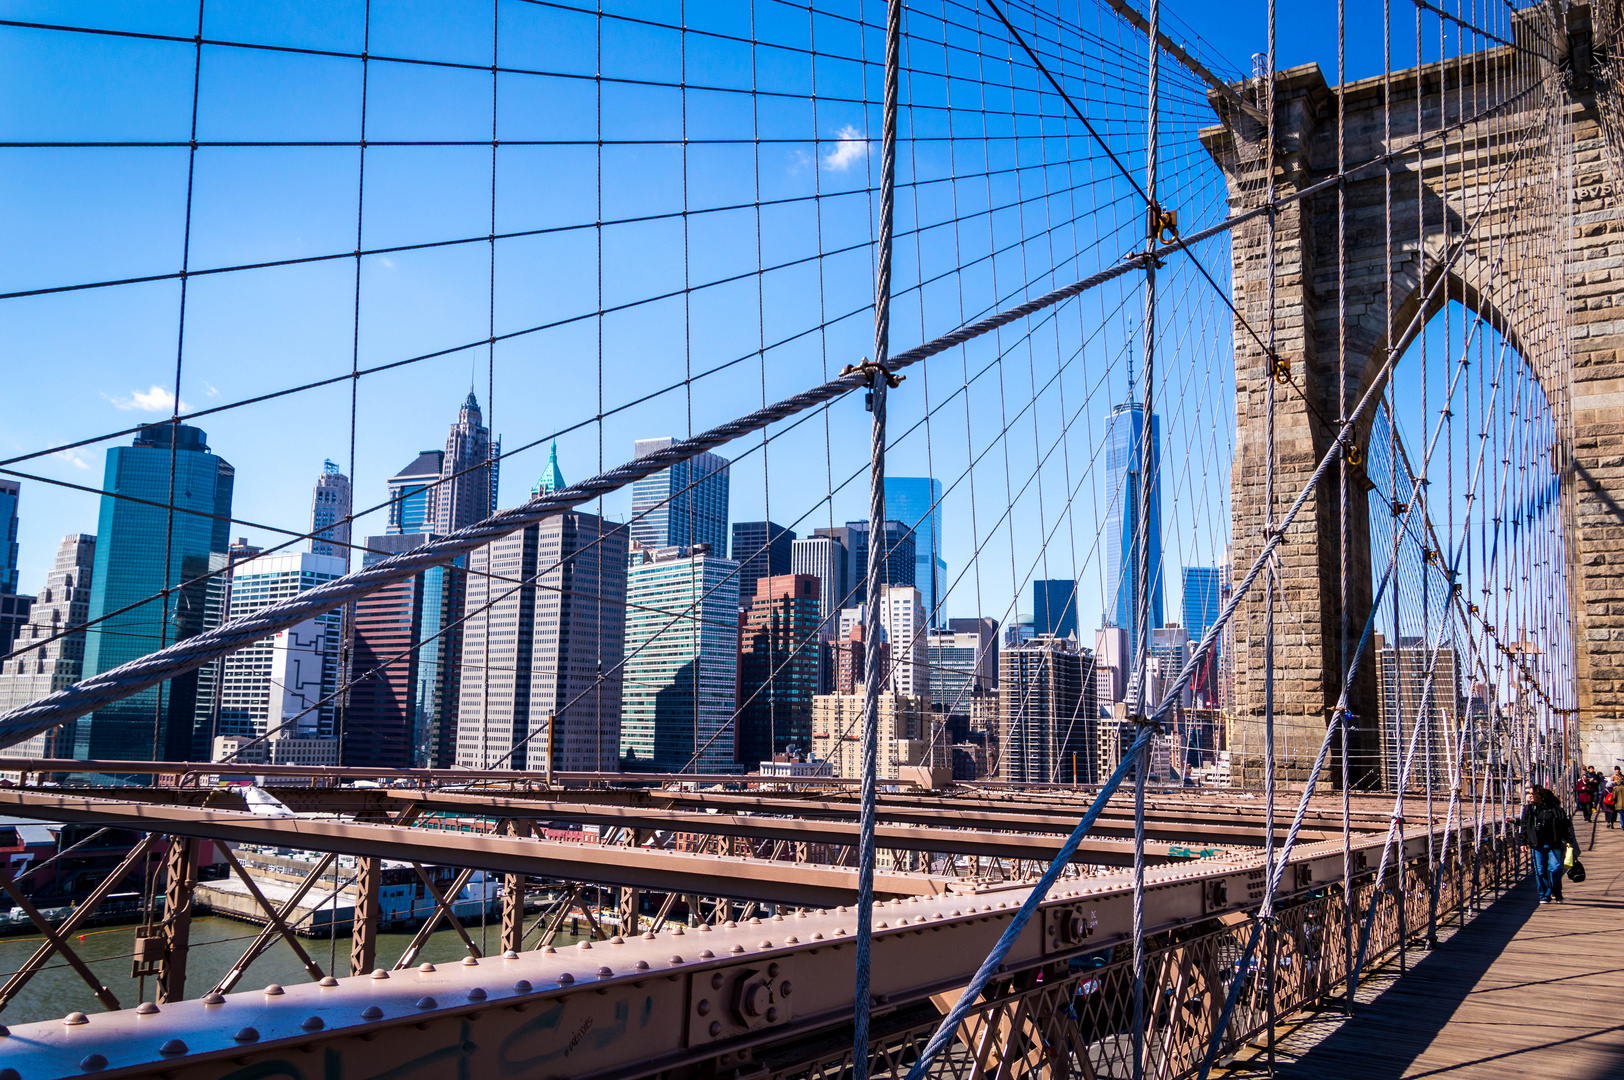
<box><xmin>0</xmin><ymin>0</ymin><xmax>1532</xmax><ymax>647</ymax></box>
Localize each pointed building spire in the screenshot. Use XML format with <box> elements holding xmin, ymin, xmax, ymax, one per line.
<box><xmin>533</xmin><ymin>441</ymin><xmax>566</xmax><ymax>497</ymax></box>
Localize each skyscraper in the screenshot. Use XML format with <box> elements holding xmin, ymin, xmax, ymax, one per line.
<box><xmin>620</xmin><ymin>544</ymin><xmax>739</xmax><ymax>772</ymax></box>
<box><xmin>0</xmin><ymin>478</ymin><xmax>19</xmax><ymax>594</ymax></box>
<box><xmin>434</xmin><ymin>392</ymin><xmax>500</xmax><ymax>535</ymax></box>
<box><xmin>309</xmin><ymin>460</ymin><xmax>353</xmax><ymax>563</ymax></box>
<box><xmin>731</xmin><ymin>521</ymin><xmax>795</xmax><ymax>614</ymax></box>
<box><xmin>1375</xmin><ymin>634</ymin><xmax>1459</xmax><ymax>792</ymax></box>
<box><xmin>885</xmin><ymin>477</ymin><xmax>946</xmax><ymax>626</ymax></box>
<box><xmin>347</xmin><ymin>534</ymin><xmax>464</xmax><ymax>769</ymax></box>
<box><xmin>0</xmin><ymin>479</ymin><xmax>29</xmax><ymax>658</ymax></box>
<box><xmin>876</xmin><ymin>584</ymin><xmax>928</xmax><ymax>698</ymax></box>
<box><xmin>455</xmin><ymin>509</ymin><xmax>628</xmax><ymax>772</ymax></box>
<box><xmin>0</xmin><ymin>535</ymin><xmax>95</xmax><ymax>765</ymax></box>
<box><xmin>846</xmin><ymin>519</ymin><xmax>915</xmax><ymax>605</ymax></box>
<box><xmin>1032</xmin><ymin>580</ymin><xmax>1079</xmax><ymax>639</ymax></box>
<box><xmin>629</xmin><ymin>438</ymin><xmax>731</xmax><ymax>554</ymax></box>
<box><xmin>1181</xmin><ymin>567</ymin><xmax>1222</xmax><ymax>653</ymax></box>
<box><xmin>791</xmin><ymin>534</ymin><xmax>846</xmax><ymax>632</ymax></box>
<box><xmin>81</xmin><ymin>423</ymin><xmax>234</xmax><ymax>762</ymax></box>
<box><xmin>999</xmin><ymin>636</ymin><xmax>1098</xmax><ymax>785</ymax></box>
<box><xmin>737</xmin><ymin>574</ymin><xmax>821</xmax><ymax>765</ymax></box>
<box><xmin>204</xmin><ymin>551</ymin><xmax>347</xmax><ymax>746</ymax></box>
<box><xmin>386</xmin><ymin>451</ymin><xmax>444</xmax><ymax>535</ymax></box>
<box><xmin>1104</xmin><ymin>402</ymin><xmax>1164</xmax><ymax>661</ymax></box>
<box><xmin>1181</xmin><ymin>566</ymin><xmax>1223</xmax><ymax>705</ymax></box>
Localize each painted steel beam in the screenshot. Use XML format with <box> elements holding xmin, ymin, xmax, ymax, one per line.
<box><xmin>0</xmin><ymin>792</ymin><xmax>950</xmax><ymax>907</ymax></box>
<box><xmin>0</xmin><ymin>820</ymin><xmax>1483</xmax><ymax>1080</ymax></box>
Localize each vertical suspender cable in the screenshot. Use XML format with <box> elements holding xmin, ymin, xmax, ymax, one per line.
<box><xmin>1262</xmin><ymin>0</ymin><xmax>1279</xmax><ymax>1066</ymax></box>
<box><xmin>852</xmin><ymin>0</ymin><xmax>901</xmax><ymax>1075</ymax></box>
<box><xmin>1131</xmin><ymin>0</ymin><xmax>1159</xmax><ymax>1073</ymax></box>
<box><xmin>1336</xmin><ymin>0</ymin><xmax>1354</xmax><ymax>1014</ymax></box>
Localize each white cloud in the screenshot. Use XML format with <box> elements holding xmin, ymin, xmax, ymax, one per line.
<box><xmin>822</xmin><ymin>125</ymin><xmax>871</xmax><ymax>172</ymax></box>
<box><xmin>103</xmin><ymin>384</ymin><xmax>188</xmax><ymax>413</ymax></box>
<box><xmin>788</xmin><ymin>148</ymin><xmax>814</xmax><ymax>174</ymax></box>
<box><xmin>53</xmin><ymin>448</ymin><xmax>90</xmax><ymax>470</ymax></box>
<box><xmin>378</xmin><ymin>255</ymin><xmax>396</xmax><ymax>269</ymax></box>
<box><xmin>201</xmin><ymin>381</ymin><xmax>219</xmax><ymax>398</ymax></box>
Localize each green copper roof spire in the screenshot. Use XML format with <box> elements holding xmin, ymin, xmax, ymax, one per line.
<box><xmin>533</xmin><ymin>441</ymin><xmax>566</xmax><ymax>497</ymax></box>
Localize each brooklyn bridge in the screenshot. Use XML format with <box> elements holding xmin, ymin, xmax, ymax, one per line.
<box><xmin>0</xmin><ymin>0</ymin><xmax>1613</xmax><ymax>1077</ymax></box>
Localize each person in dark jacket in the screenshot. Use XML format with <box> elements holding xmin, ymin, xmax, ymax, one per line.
<box><xmin>1522</xmin><ymin>785</ymin><xmax>1579</xmax><ymax>903</ymax></box>
<box><xmin>1575</xmin><ymin>769</ymin><xmax>1595</xmax><ymax>822</ymax></box>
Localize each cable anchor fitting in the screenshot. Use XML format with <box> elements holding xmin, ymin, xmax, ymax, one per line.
<box><xmin>1269</xmin><ymin>353</ymin><xmax>1291</xmax><ymax>385</ymax></box>
<box><xmin>1148</xmin><ymin>204</ymin><xmax>1179</xmax><ymax>246</ymax></box>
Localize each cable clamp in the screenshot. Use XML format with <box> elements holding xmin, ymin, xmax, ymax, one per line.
<box><xmin>1270</xmin><ymin>353</ymin><xmax>1291</xmax><ymax>385</ymax></box>
<box><xmin>1392</xmin><ymin>500</ymin><xmax>1408</xmax><ymax>517</ymax></box>
<box><xmin>841</xmin><ymin>357</ymin><xmax>904</xmax><ymax>389</ymax></box>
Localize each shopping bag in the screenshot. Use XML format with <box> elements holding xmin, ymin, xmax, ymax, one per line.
<box><xmin>1564</xmin><ymin>844</ymin><xmax>1576</xmax><ymax>868</ymax></box>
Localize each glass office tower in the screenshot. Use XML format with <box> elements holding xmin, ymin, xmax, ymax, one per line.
<box><xmin>1033</xmin><ymin>579</ymin><xmax>1079</xmax><ymax>639</ymax></box>
<box><xmin>629</xmin><ymin>438</ymin><xmax>731</xmax><ymax>554</ymax></box>
<box><xmin>884</xmin><ymin>477</ymin><xmax>945</xmax><ymax>626</ymax></box>
<box><xmin>81</xmin><ymin>424</ymin><xmax>234</xmax><ymax>762</ymax></box>
<box><xmin>1104</xmin><ymin>402</ymin><xmax>1163</xmax><ymax>661</ymax></box>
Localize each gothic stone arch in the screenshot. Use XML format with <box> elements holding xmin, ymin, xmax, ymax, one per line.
<box><xmin>1202</xmin><ymin>20</ymin><xmax>1624</xmax><ymax>783</ymax></box>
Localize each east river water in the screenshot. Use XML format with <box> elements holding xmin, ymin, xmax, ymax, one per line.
<box><xmin>0</xmin><ymin>915</ymin><xmax>589</xmax><ymax>1027</ymax></box>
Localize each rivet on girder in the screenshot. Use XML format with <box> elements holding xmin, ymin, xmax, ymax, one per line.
<box><xmin>415</xmin><ymin>997</ymin><xmax>437</xmax><ymax>1010</ymax></box>
<box><xmin>597</xmin><ymin>967</ymin><xmax>613</xmax><ymax>978</ymax></box>
<box><xmin>136</xmin><ymin>1002</ymin><xmax>160</xmax><ymax>1015</ymax></box>
<box><xmin>233</xmin><ymin>1028</ymin><xmax>260</xmax><ymax>1042</ymax></box>
<box><xmin>202</xmin><ymin>993</ymin><xmax>226</xmax><ymax>1005</ymax></box>
<box><xmin>468</xmin><ymin>988</ymin><xmax>487</xmax><ymax>1001</ymax></box>
<box><xmin>514</xmin><ymin>980</ymin><xmax>533</xmax><ymax>992</ymax></box>
<box><xmin>362</xmin><ymin>1007</ymin><xmax>384</xmax><ymax>1020</ymax></box>
<box><xmin>264</xmin><ymin>984</ymin><xmax>284</xmax><ymax>996</ymax></box>
<box><xmin>419</xmin><ymin>963</ymin><xmax>436</xmax><ymax>972</ymax></box>
<box><xmin>578</xmin><ymin>941</ymin><xmax>593</xmax><ymax>950</ymax></box>
<box><xmin>609</xmin><ymin>935</ymin><xmax>625</xmax><ymax>944</ymax></box>
<box><xmin>557</xmin><ymin>974</ymin><xmax>574</xmax><ymax>985</ymax></box>
<box><xmin>635</xmin><ymin>960</ymin><xmax>650</xmax><ymax>971</ymax></box>
<box><xmin>79</xmin><ymin>1054</ymin><xmax>108</xmax><ymax>1072</ymax></box>
<box><xmin>669</xmin><ymin>955</ymin><xmax>684</xmax><ymax>964</ymax></box>
<box><xmin>730</xmin><ymin>945</ymin><xmax>745</xmax><ymax>954</ymax></box>
<box><xmin>320</xmin><ymin>976</ymin><xmax>340</xmax><ymax>986</ymax></box>
<box><xmin>159</xmin><ymin>1039</ymin><xmax>188</xmax><ymax>1056</ymax></box>
<box><xmin>64</xmin><ymin>1012</ymin><xmax>89</xmax><ymax>1026</ymax></box>
<box><xmin>301</xmin><ymin>1016</ymin><xmax>324</xmax><ymax>1031</ymax></box>
<box><xmin>700</xmin><ymin>950</ymin><xmax>715</xmax><ymax>958</ymax></box>
<box><xmin>672</xmin><ymin>927</ymin><xmax>685</xmax><ymax>936</ymax></box>
<box><xmin>371</xmin><ymin>969</ymin><xmax>389</xmax><ymax>979</ymax></box>
<box><xmin>504</xmin><ymin>950</ymin><xmax>520</xmax><ymax>959</ymax></box>
<box><xmin>462</xmin><ymin>956</ymin><xmax>479</xmax><ymax>967</ymax></box>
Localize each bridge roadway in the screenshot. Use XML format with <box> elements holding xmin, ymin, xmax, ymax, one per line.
<box><xmin>1222</xmin><ymin>822</ymin><xmax>1624</xmax><ymax>1079</ymax></box>
<box><xmin>0</xmin><ymin>795</ymin><xmax>1462</xmax><ymax>1080</ymax></box>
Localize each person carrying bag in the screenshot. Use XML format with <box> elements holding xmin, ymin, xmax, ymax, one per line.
<box><xmin>1521</xmin><ymin>785</ymin><xmax>1579</xmax><ymax>903</ymax></box>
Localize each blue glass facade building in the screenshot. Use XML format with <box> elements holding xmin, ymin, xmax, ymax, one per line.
<box><xmin>1033</xmin><ymin>579</ymin><xmax>1079</xmax><ymax>639</ymax></box>
<box><xmin>884</xmin><ymin>477</ymin><xmax>946</xmax><ymax>626</ymax></box>
<box><xmin>1180</xmin><ymin>566</ymin><xmax>1222</xmax><ymax>654</ymax></box>
<box><xmin>845</xmin><ymin>519</ymin><xmax>915</xmax><ymax>606</ymax></box>
<box><xmin>630</xmin><ymin>438</ymin><xmax>731</xmax><ymax>555</ymax></box>
<box><xmin>81</xmin><ymin>424</ymin><xmax>234</xmax><ymax>762</ymax></box>
<box><xmin>0</xmin><ymin>478</ymin><xmax>18</xmax><ymax>594</ymax></box>
<box><xmin>1104</xmin><ymin>402</ymin><xmax>1163</xmax><ymax>660</ymax></box>
<box><xmin>386</xmin><ymin>451</ymin><xmax>444</xmax><ymax>535</ymax></box>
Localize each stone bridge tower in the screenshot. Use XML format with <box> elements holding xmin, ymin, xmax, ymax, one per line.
<box><xmin>1203</xmin><ymin>4</ymin><xmax>1624</xmax><ymax>783</ymax></box>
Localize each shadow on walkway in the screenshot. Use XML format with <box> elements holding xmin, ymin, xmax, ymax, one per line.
<box><xmin>1240</xmin><ymin>831</ymin><xmax>1624</xmax><ymax>1079</ymax></box>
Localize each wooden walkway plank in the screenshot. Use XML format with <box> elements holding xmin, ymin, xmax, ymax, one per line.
<box><xmin>1221</xmin><ymin>824</ymin><xmax>1624</xmax><ymax>1079</ymax></box>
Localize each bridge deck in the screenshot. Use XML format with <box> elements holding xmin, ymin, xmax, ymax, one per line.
<box><xmin>1224</xmin><ymin>823</ymin><xmax>1624</xmax><ymax>1079</ymax></box>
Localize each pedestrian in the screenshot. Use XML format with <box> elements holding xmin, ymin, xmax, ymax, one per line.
<box><xmin>1575</xmin><ymin>769</ymin><xmax>1594</xmax><ymax>822</ymax></box>
<box><xmin>1522</xmin><ymin>785</ymin><xmax>1578</xmax><ymax>904</ymax></box>
<box><xmin>1606</xmin><ymin>768</ymin><xmax>1623</xmax><ymax>829</ymax></box>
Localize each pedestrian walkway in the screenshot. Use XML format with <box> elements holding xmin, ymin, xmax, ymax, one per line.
<box><xmin>1222</xmin><ymin>819</ymin><xmax>1624</xmax><ymax>1079</ymax></box>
